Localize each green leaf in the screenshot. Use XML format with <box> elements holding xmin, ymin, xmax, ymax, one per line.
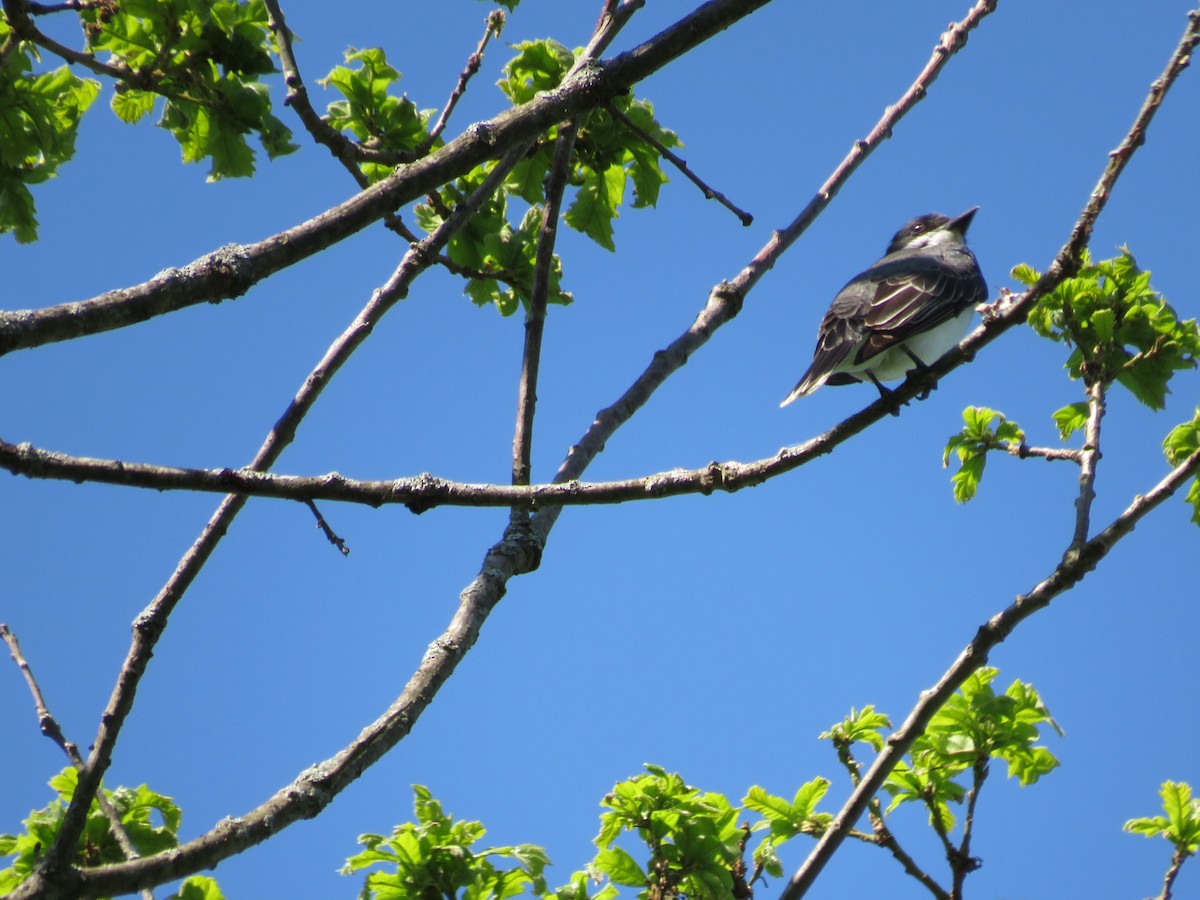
<box><xmin>77</xmin><ymin>0</ymin><xmax>295</xmax><ymax>183</ymax></box>
<box><xmin>819</xmin><ymin>705</ymin><xmax>891</xmax><ymax>752</ymax></box>
<box><xmin>943</xmin><ymin>407</ymin><xmax>1023</xmax><ymax>503</ymax></box>
<box><xmin>111</xmin><ymin>88</ymin><xmax>158</xmax><ymax>124</ymax></box>
<box><xmin>167</xmin><ymin>875</ymin><xmax>226</xmax><ymax>900</ymax></box>
<box><xmin>1010</xmin><ymin>262</ymin><xmax>1040</xmax><ymax>287</ymax></box>
<box><xmin>1052</xmin><ymin>402</ymin><xmax>1089</xmax><ymax>441</ymax></box>
<box><xmin>498</xmin><ymin>39</ymin><xmax>575</xmax><ymax>105</ymax></box>
<box><xmin>1125</xmin><ymin>781</ymin><xmax>1200</xmax><ymax>855</ymax></box>
<box><xmin>951</xmin><ymin>453</ymin><xmax>985</xmax><ymax>504</ymax></box>
<box><xmin>0</xmin><ymin>54</ymin><xmax>100</xmax><ymax>241</ymax></box>
<box><xmin>593</xmin><ymin>846</ymin><xmax>645</xmax><ymax>887</ymax></box>
<box><xmin>564</xmin><ymin>163</ymin><xmax>625</xmax><ymax>251</ymax></box>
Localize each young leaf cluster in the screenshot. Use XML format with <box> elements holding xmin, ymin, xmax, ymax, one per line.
<box><xmin>946</xmin><ymin>250</ymin><xmax>1200</xmax><ymax>515</ymax></box>
<box><xmin>0</xmin><ymin>767</ymin><xmax>224</xmax><ymax>900</ymax></box>
<box><xmin>1162</xmin><ymin>409</ymin><xmax>1200</xmax><ymax>525</ymax></box>
<box><xmin>1015</xmin><ymin>248</ymin><xmax>1200</xmax><ymax>408</ymax></box>
<box><xmin>320</xmin><ymin>47</ymin><xmax>438</xmax><ymax>182</ymax></box>
<box><xmin>340</xmin><ymin>784</ymin><xmax>550</xmax><ymax>900</ymax></box>
<box><xmin>1126</xmin><ymin>781</ymin><xmax>1200</xmax><ymax>855</ymax></box>
<box><xmin>497</xmin><ymin>39</ymin><xmax>681</xmax><ymax>252</ymax></box>
<box><xmin>84</xmin><ymin>0</ymin><xmax>297</xmax><ymax>180</ymax></box>
<box><xmin>592</xmin><ymin>763</ymin><xmax>748</xmax><ymax>899</ymax></box>
<box><xmin>0</xmin><ymin>17</ymin><xmax>100</xmax><ymax>242</ymax></box>
<box><xmin>942</xmin><ymin>407</ymin><xmax>1025</xmax><ymax>503</ymax></box>
<box><xmin>406</xmin><ymin>39</ymin><xmax>679</xmax><ymax>314</ymax></box>
<box><xmin>881</xmin><ymin>668</ymin><xmax>1061</xmax><ymax>833</ymax></box>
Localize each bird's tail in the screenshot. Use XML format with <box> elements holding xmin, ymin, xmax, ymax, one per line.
<box><xmin>779</xmin><ymin>368</ymin><xmax>826</xmax><ymax>407</ymax></box>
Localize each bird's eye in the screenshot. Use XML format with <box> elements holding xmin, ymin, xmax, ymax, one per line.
<box><xmin>912</xmin><ymin>224</ymin><xmax>924</xmax><ymax>234</ymax></box>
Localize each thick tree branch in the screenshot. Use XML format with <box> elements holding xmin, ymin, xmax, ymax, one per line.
<box><xmin>11</xmin><ymin>144</ymin><xmax>533</xmax><ymax>900</ymax></box>
<box><xmin>0</xmin><ymin>0</ymin><xmax>773</xmax><ymax>358</ymax></box>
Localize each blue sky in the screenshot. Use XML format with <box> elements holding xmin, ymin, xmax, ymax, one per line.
<box><xmin>3</xmin><ymin>1</ymin><xmax>1199</xmax><ymax>898</ymax></box>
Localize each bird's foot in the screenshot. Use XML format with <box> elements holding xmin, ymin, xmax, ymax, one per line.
<box><xmin>866</xmin><ymin>372</ymin><xmax>906</xmax><ymax>416</ymax></box>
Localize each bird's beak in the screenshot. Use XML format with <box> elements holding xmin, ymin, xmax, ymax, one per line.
<box><xmin>947</xmin><ymin>206</ymin><xmax>979</xmax><ymax>235</ymax></box>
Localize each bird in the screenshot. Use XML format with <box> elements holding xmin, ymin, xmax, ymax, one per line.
<box><xmin>780</xmin><ymin>208</ymin><xmax>987</xmax><ymax>407</ymax></box>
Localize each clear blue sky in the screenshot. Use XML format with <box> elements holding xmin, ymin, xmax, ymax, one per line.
<box><xmin>3</xmin><ymin>1</ymin><xmax>1199</xmax><ymax>898</ymax></box>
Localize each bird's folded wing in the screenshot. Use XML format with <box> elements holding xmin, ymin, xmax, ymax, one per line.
<box><xmin>858</xmin><ymin>267</ymin><xmax>975</xmax><ymax>360</ymax></box>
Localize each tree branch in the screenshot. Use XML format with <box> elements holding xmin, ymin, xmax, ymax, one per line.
<box><xmin>605</xmin><ymin>99</ymin><xmax>753</xmax><ymax>225</ymax></box>
<box><xmin>1071</xmin><ymin>379</ymin><xmax>1107</xmax><ymax>548</ymax></box>
<box><xmin>781</xmin><ymin>11</ymin><xmax>1200</xmax><ymax>893</ymax></box>
<box><xmin>421</xmin><ymin>11</ymin><xmax>507</xmax><ymax>152</ymax></box>
<box><xmin>12</xmin><ymin>144</ymin><xmax>533</xmax><ymax>900</ymax></box>
<box><xmin>0</xmin><ymin>0</ymin><xmax>774</xmax><ymax>358</ymax></box>
<box><xmin>0</xmin><ymin>625</ymin><xmax>155</xmax><ymax>900</ymax></box>
<box><xmin>781</xmin><ymin>443</ymin><xmax>1200</xmax><ymax>900</ymax></box>
<box><xmin>511</xmin><ymin>121</ymin><xmax>577</xmax><ymax>491</ymax></box>
<box><xmin>262</xmin><ymin>0</ymin><xmax>397</xmax><ymax>173</ymax></box>
<box><xmin>832</xmin><ymin>740</ymin><xmax>949</xmax><ymax>900</ymax></box>
<box><xmin>7</xmin><ymin>2</ymin><xmax>991</xmax><ymax>895</ymax></box>
<box><xmin>952</xmin><ymin>759</ymin><xmax>988</xmax><ymax>897</ymax></box>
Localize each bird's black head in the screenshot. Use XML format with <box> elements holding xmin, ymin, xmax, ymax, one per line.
<box><xmin>885</xmin><ymin>207</ymin><xmax>978</xmax><ymax>255</ymax></box>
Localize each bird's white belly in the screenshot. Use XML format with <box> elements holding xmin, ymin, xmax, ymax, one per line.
<box><xmin>854</xmin><ymin>307</ymin><xmax>974</xmax><ymax>381</ymax></box>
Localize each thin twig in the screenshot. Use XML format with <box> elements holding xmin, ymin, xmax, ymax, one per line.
<box><xmin>1159</xmin><ymin>848</ymin><xmax>1188</xmax><ymax>900</ymax></box>
<box><xmin>833</xmin><ymin>740</ymin><xmax>949</xmax><ymax>900</ymax></box>
<box><xmin>1013</xmin><ymin>444</ymin><xmax>1082</xmax><ymax>464</ymax></box>
<box><xmin>19</xmin><ymin>143</ymin><xmax>533</xmax><ymax>897</ymax></box>
<box><xmin>420</xmin><ymin>11</ymin><xmax>505</xmax><ymax>151</ymax></box>
<box><xmin>951</xmin><ymin>759</ymin><xmax>988</xmax><ymax>897</ymax></box>
<box><xmin>606</xmin><ymin>100</ymin><xmax>753</xmax><ymax>225</ymax></box>
<box><xmin>1</xmin><ymin>0</ymin><xmax>135</xmax><ymax>82</ymax></box>
<box><xmin>0</xmin><ymin>625</ymin><xmax>156</xmax><ymax>900</ymax></box>
<box><xmin>304</xmin><ymin>499</ymin><xmax>350</xmax><ymax>556</ymax></box>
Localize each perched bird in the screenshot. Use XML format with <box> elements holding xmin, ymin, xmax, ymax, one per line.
<box><xmin>780</xmin><ymin>208</ymin><xmax>987</xmax><ymax>407</ymax></box>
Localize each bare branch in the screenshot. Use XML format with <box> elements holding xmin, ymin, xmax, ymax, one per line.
<box><xmin>1158</xmin><ymin>848</ymin><xmax>1189</xmax><ymax>900</ymax></box>
<box><xmin>422</xmin><ymin>11</ymin><xmax>506</xmax><ymax>150</ymax></box>
<box><xmin>605</xmin><ymin>100</ymin><xmax>753</xmax><ymax>225</ymax></box>
<box><xmin>831</xmin><ymin>740</ymin><xmax>949</xmax><ymax>900</ymax></box>
<box><xmin>952</xmin><ymin>759</ymin><xmax>988</xmax><ymax>897</ymax></box>
<box><xmin>304</xmin><ymin>499</ymin><xmax>350</xmax><ymax>556</ymax></box>
<box><xmin>1012</xmin><ymin>444</ymin><xmax>1082</xmax><ymax>464</ymax></box>
<box><xmin>511</xmin><ymin>121</ymin><xmax>578</xmax><ymax>491</ymax></box>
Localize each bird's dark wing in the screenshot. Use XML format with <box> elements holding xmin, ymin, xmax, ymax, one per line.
<box><xmin>855</xmin><ymin>258</ymin><xmax>984</xmax><ymax>363</ymax></box>
<box><xmin>782</xmin><ymin>284</ymin><xmax>872</xmax><ymax>400</ymax></box>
